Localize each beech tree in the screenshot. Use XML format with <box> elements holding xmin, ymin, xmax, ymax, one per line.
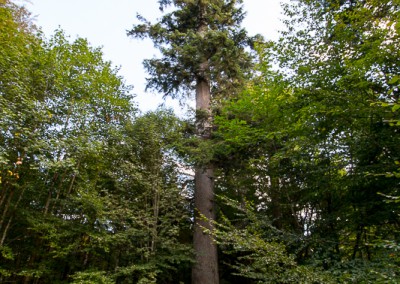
<box><xmin>1</xmin><ymin>2</ymin><xmax>193</xmax><ymax>282</ymax></box>
<box><xmin>214</xmin><ymin>0</ymin><xmax>400</xmax><ymax>282</ymax></box>
<box><xmin>128</xmin><ymin>0</ymin><xmax>252</xmax><ymax>282</ymax></box>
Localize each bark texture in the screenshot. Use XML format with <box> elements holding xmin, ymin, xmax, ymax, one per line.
<box><xmin>192</xmin><ymin>74</ymin><xmax>219</xmax><ymax>283</ymax></box>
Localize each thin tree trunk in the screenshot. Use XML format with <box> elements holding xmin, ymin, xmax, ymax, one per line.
<box><xmin>151</xmin><ymin>171</ymin><xmax>160</xmax><ymax>252</ymax></box>
<box><xmin>83</xmin><ymin>251</ymin><xmax>90</xmax><ymax>267</ymax></box>
<box><xmin>44</xmin><ymin>172</ymin><xmax>59</xmax><ymax>215</ymax></box>
<box><xmin>352</xmin><ymin>226</ymin><xmax>363</xmax><ymax>260</ymax></box>
<box><xmin>67</xmin><ymin>162</ymin><xmax>79</xmax><ymax>195</ymax></box>
<box><xmin>0</xmin><ymin>187</ymin><xmax>26</xmax><ymax>246</ymax></box>
<box><xmin>0</xmin><ymin>190</ymin><xmax>14</xmax><ymax>232</ymax></box>
<box><xmin>270</xmin><ymin>177</ymin><xmax>282</xmax><ymax>229</ymax></box>
<box><xmin>43</xmin><ymin>188</ymin><xmax>52</xmax><ymax>215</ymax></box>
<box><xmin>0</xmin><ymin>216</ymin><xmax>13</xmax><ymax>246</ymax></box>
<box><xmin>0</xmin><ymin>185</ymin><xmax>10</xmax><ymax>209</ymax></box>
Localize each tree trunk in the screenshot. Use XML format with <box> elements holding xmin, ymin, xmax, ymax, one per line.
<box><xmin>0</xmin><ymin>190</ymin><xmax>14</xmax><ymax>232</ymax></box>
<box><xmin>151</xmin><ymin>172</ymin><xmax>160</xmax><ymax>253</ymax></box>
<box><xmin>193</xmin><ymin>166</ymin><xmax>218</xmax><ymax>284</ymax></box>
<box><xmin>192</xmin><ymin>3</ymin><xmax>219</xmax><ymax>280</ymax></box>
<box><xmin>0</xmin><ymin>187</ymin><xmax>26</xmax><ymax>246</ymax></box>
<box><xmin>192</xmin><ymin>72</ymin><xmax>219</xmax><ymax>283</ymax></box>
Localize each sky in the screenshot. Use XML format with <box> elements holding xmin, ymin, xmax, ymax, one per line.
<box><xmin>24</xmin><ymin>0</ymin><xmax>285</xmax><ymax>114</ymax></box>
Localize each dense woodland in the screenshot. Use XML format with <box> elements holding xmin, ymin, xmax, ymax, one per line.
<box><xmin>1</xmin><ymin>0</ymin><xmax>399</xmax><ymax>283</ymax></box>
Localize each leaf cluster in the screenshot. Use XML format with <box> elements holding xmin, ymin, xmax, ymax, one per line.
<box><xmin>128</xmin><ymin>0</ymin><xmax>254</xmax><ymax>100</ymax></box>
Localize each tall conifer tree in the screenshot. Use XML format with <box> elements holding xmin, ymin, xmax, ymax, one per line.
<box><xmin>128</xmin><ymin>1</ymin><xmax>252</xmax><ymax>282</ymax></box>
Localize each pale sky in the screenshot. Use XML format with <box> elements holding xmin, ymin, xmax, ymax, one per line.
<box><xmin>24</xmin><ymin>0</ymin><xmax>285</xmax><ymax>114</ymax></box>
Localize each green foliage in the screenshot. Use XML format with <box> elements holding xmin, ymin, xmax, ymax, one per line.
<box><xmin>70</xmin><ymin>270</ymin><xmax>114</xmax><ymax>284</ymax></box>
<box><xmin>128</xmin><ymin>0</ymin><xmax>253</xmax><ymax>100</ymax></box>
<box><xmin>0</xmin><ymin>245</ymin><xmax>13</xmax><ymax>260</ymax></box>
<box><xmin>0</xmin><ymin>2</ymin><xmax>192</xmax><ymax>283</ymax></box>
<box><xmin>215</xmin><ymin>196</ymin><xmax>335</xmax><ymax>283</ymax></box>
<box><xmin>1</xmin><ymin>0</ymin><xmax>400</xmax><ymax>283</ymax></box>
<box><xmin>213</xmin><ymin>0</ymin><xmax>400</xmax><ymax>279</ymax></box>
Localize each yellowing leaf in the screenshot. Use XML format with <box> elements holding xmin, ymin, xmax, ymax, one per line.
<box><xmin>392</xmin><ymin>104</ymin><xmax>400</xmax><ymax>112</ymax></box>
